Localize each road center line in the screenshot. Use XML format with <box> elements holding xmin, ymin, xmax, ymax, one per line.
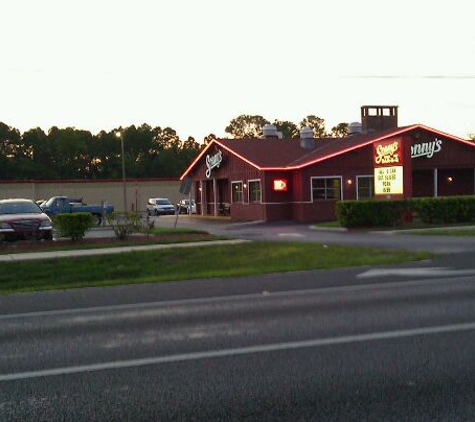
<box><xmin>2</xmin><ymin>321</ymin><xmax>475</xmax><ymax>382</ymax></box>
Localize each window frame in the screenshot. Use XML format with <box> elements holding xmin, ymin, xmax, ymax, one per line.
<box><xmin>231</xmin><ymin>180</ymin><xmax>244</xmax><ymax>203</ymax></box>
<box><xmin>310</xmin><ymin>176</ymin><xmax>343</xmax><ymax>201</ymax></box>
<box><xmin>356</xmin><ymin>175</ymin><xmax>374</xmax><ymax>200</ymax></box>
<box><xmin>248</xmin><ymin>179</ymin><xmax>262</xmax><ymax>203</ymax></box>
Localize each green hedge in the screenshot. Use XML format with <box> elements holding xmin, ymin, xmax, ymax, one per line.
<box><xmin>336</xmin><ymin>199</ymin><xmax>412</xmax><ymax>228</ymax></box>
<box><xmin>53</xmin><ymin>212</ymin><xmax>95</xmax><ymax>240</ymax></box>
<box><xmin>412</xmin><ymin>196</ymin><xmax>475</xmax><ymax>224</ymax></box>
<box><xmin>336</xmin><ymin>196</ymin><xmax>475</xmax><ymax>228</ymax></box>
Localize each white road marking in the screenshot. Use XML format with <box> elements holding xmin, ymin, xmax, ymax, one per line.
<box><xmin>357</xmin><ymin>267</ymin><xmax>475</xmax><ymax>278</ymax></box>
<box><xmin>2</xmin><ymin>274</ymin><xmax>475</xmax><ymax>321</ymax></box>
<box><xmin>2</xmin><ymin>321</ymin><xmax>475</xmax><ymax>382</ymax></box>
<box><xmin>277</xmin><ymin>233</ymin><xmax>304</xmax><ymax>237</ymax></box>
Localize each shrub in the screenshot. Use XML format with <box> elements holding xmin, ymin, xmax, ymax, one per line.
<box><xmin>106</xmin><ymin>212</ymin><xmax>145</xmax><ymax>240</ymax></box>
<box><xmin>53</xmin><ymin>213</ymin><xmax>95</xmax><ymax>241</ymax></box>
<box><xmin>413</xmin><ymin>196</ymin><xmax>475</xmax><ymax>224</ymax></box>
<box><xmin>336</xmin><ymin>196</ymin><xmax>475</xmax><ymax>228</ymax></box>
<box><xmin>336</xmin><ymin>199</ymin><xmax>412</xmax><ymax>228</ymax></box>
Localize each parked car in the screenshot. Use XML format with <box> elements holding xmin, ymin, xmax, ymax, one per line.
<box><xmin>146</xmin><ymin>198</ymin><xmax>176</xmax><ymax>216</ymax></box>
<box><xmin>176</xmin><ymin>199</ymin><xmax>197</xmax><ymax>214</ymax></box>
<box><xmin>0</xmin><ymin>198</ymin><xmax>53</xmax><ymax>241</ymax></box>
<box><xmin>40</xmin><ymin>196</ymin><xmax>114</xmax><ymax>225</ymax></box>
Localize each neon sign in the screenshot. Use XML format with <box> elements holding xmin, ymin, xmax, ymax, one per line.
<box><xmin>273</xmin><ymin>179</ymin><xmax>288</xmax><ymax>191</ymax></box>
<box><xmin>373</xmin><ymin>139</ymin><xmax>404</xmax><ymax>196</ymax></box>
<box><xmin>205</xmin><ymin>150</ymin><xmax>223</xmax><ymax>178</ymax></box>
<box><xmin>374</xmin><ymin>140</ymin><xmax>402</xmax><ymax>165</ymax></box>
<box><xmin>411</xmin><ymin>139</ymin><xmax>443</xmax><ymax>159</ymax></box>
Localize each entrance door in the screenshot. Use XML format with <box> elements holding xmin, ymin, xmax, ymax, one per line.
<box><xmin>217</xmin><ymin>179</ymin><xmax>230</xmax><ymax>216</ymax></box>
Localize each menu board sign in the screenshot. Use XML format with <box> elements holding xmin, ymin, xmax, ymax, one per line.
<box><xmin>374</xmin><ymin>166</ymin><xmax>404</xmax><ymax>195</ymax></box>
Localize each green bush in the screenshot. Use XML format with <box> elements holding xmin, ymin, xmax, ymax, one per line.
<box><xmin>53</xmin><ymin>213</ymin><xmax>95</xmax><ymax>241</ymax></box>
<box><xmin>336</xmin><ymin>196</ymin><xmax>475</xmax><ymax>228</ymax></box>
<box><xmin>107</xmin><ymin>212</ymin><xmax>145</xmax><ymax>240</ymax></box>
<box><xmin>336</xmin><ymin>199</ymin><xmax>412</xmax><ymax>228</ymax></box>
<box><xmin>413</xmin><ymin>196</ymin><xmax>475</xmax><ymax>224</ymax></box>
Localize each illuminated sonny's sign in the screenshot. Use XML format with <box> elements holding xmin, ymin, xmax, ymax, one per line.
<box><xmin>205</xmin><ymin>150</ymin><xmax>223</xmax><ymax>178</ymax></box>
<box><xmin>373</xmin><ymin>139</ymin><xmax>404</xmax><ymax>196</ymax></box>
<box><xmin>374</xmin><ymin>140</ymin><xmax>402</xmax><ymax>165</ymax></box>
<box><xmin>411</xmin><ymin>139</ymin><xmax>443</xmax><ymax>159</ymax></box>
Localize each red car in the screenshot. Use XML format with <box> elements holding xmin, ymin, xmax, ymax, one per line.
<box><xmin>0</xmin><ymin>198</ymin><xmax>53</xmax><ymax>241</ymax></box>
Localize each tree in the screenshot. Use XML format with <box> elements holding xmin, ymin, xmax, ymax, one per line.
<box><xmin>0</xmin><ymin>122</ymin><xmax>21</xmax><ymax>179</ymax></box>
<box><xmin>299</xmin><ymin>115</ymin><xmax>328</xmax><ymax>138</ymax></box>
<box><xmin>225</xmin><ymin>115</ymin><xmax>269</xmax><ymax>139</ymax></box>
<box><xmin>45</xmin><ymin>127</ymin><xmax>94</xmax><ymax>179</ymax></box>
<box><xmin>331</xmin><ymin>123</ymin><xmax>349</xmax><ymax>138</ymax></box>
<box><xmin>469</xmin><ymin>133</ymin><xmax>475</xmax><ymax>141</ymax></box>
<box><xmin>21</xmin><ymin>127</ymin><xmax>49</xmax><ymax>179</ymax></box>
<box><xmin>203</xmin><ymin>133</ymin><xmax>218</xmax><ymax>145</ymax></box>
<box><xmin>273</xmin><ymin>120</ymin><xmax>299</xmax><ymax>139</ymax></box>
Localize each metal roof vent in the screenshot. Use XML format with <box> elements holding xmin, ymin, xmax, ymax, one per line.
<box><xmin>262</xmin><ymin>124</ymin><xmax>278</xmax><ymax>139</ymax></box>
<box><xmin>348</xmin><ymin>122</ymin><xmax>363</xmax><ymax>135</ymax></box>
<box><xmin>300</xmin><ymin>126</ymin><xmax>314</xmax><ymax>149</ymax></box>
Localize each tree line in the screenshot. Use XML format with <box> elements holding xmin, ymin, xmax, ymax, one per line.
<box><xmin>224</xmin><ymin>115</ymin><xmax>349</xmax><ymax>139</ymax></box>
<box><xmin>0</xmin><ymin>113</ymin><xmax>350</xmax><ymax>181</ymax></box>
<box><xmin>1</xmin><ymin>111</ymin><xmax>474</xmax><ymax>181</ymax></box>
<box><xmin>0</xmin><ymin>123</ymin><xmax>201</xmax><ymax>180</ymax></box>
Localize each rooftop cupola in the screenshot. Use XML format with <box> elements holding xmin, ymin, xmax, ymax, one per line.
<box><xmin>361</xmin><ymin>105</ymin><xmax>398</xmax><ymax>133</ymax></box>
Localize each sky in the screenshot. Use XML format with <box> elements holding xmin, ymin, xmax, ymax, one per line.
<box><xmin>1</xmin><ymin>0</ymin><xmax>474</xmax><ymax>142</ymax></box>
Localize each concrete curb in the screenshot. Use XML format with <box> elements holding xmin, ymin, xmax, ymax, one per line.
<box><xmin>309</xmin><ymin>225</ymin><xmax>348</xmax><ymax>233</ymax></box>
<box><xmin>0</xmin><ymin>239</ymin><xmax>250</xmax><ymax>262</ymax></box>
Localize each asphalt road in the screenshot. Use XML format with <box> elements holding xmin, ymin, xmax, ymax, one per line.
<box><xmin>2</xmin><ymin>217</ymin><xmax>475</xmax><ymax>421</ymax></box>
<box><xmin>2</xmin><ymin>261</ymin><xmax>475</xmax><ymax>421</ymax></box>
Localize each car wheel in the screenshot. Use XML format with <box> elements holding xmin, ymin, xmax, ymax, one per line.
<box><xmin>93</xmin><ymin>214</ymin><xmax>102</xmax><ymax>226</ymax></box>
<box><xmin>42</xmin><ymin>231</ymin><xmax>53</xmax><ymax>241</ymax></box>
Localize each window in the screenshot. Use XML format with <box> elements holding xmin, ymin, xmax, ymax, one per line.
<box><xmin>231</xmin><ymin>181</ymin><xmax>243</xmax><ymax>203</ymax></box>
<box><xmin>248</xmin><ymin>180</ymin><xmax>262</xmax><ymax>203</ymax></box>
<box><xmin>357</xmin><ymin>176</ymin><xmax>374</xmax><ymax>200</ymax></box>
<box><xmin>311</xmin><ymin>177</ymin><xmax>341</xmax><ymax>200</ymax></box>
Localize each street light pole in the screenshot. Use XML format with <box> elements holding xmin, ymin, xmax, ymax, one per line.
<box><xmin>116</xmin><ymin>131</ymin><xmax>127</xmax><ymax>212</ymax></box>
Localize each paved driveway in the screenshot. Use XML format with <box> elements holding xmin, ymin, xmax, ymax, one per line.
<box><xmin>150</xmin><ymin>215</ymin><xmax>475</xmax><ymax>254</ymax></box>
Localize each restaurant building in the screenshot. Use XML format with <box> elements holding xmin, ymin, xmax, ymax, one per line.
<box><xmin>180</xmin><ymin>106</ymin><xmax>475</xmax><ymax>222</ymax></box>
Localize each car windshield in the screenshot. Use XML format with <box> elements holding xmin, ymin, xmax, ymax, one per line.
<box><xmin>157</xmin><ymin>199</ymin><xmax>172</xmax><ymax>205</ymax></box>
<box><xmin>43</xmin><ymin>197</ymin><xmax>57</xmax><ymax>207</ymax></box>
<box><xmin>0</xmin><ymin>201</ymin><xmax>42</xmax><ymax>215</ymax></box>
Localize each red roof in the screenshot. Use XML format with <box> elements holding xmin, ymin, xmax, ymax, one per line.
<box><xmin>181</xmin><ymin>124</ymin><xmax>473</xmax><ymax>179</ymax></box>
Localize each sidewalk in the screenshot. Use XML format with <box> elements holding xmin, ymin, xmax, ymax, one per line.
<box><xmin>0</xmin><ymin>239</ymin><xmax>249</xmax><ymax>262</ymax></box>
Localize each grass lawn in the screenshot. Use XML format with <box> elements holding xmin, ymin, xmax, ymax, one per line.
<box><xmin>0</xmin><ymin>227</ymin><xmax>216</xmax><ymax>254</ymax></box>
<box><xmin>314</xmin><ymin>220</ymin><xmax>475</xmax><ymax>234</ymax></box>
<box><xmin>0</xmin><ymin>241</ymin><xmax>430</xmax><ymax>294</ymax></box>
<box><xmin>408</xmin><ymin>227</ymin><xmax>475</xmax><ymax>236</ymax></box>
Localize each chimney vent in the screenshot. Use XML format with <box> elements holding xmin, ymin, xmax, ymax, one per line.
<box><xmin>300</xmin><ymin>126</ymin><xmax>314</xmax><ymax>149</ymax></box>
<box><xmin>262</xmin><ymin>124</ymin><xmax>278</xmax><ymax>139</ymax></box>
<box><xmin>348</xmin><ymin>122</ymin><xmax>363</xmax><ymax>135</ymax></box>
